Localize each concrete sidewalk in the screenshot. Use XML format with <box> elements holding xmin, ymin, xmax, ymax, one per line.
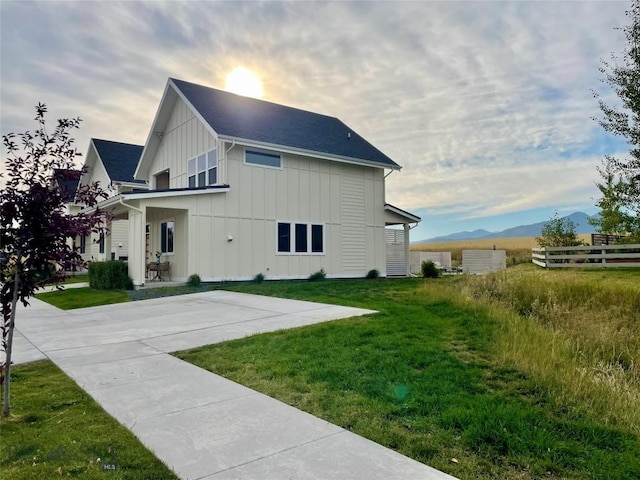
<box><xmin>14</xmin><ymin>291</ymin><xmax>457</xmax><ymax>480</ymax></box>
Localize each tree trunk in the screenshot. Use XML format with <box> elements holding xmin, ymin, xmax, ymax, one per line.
<box><xmin>2</xmin><ymin>267</ymin><xmax>20</xmax><ymax>417</ymax></box>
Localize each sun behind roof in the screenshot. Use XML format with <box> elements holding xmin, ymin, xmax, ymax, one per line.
<box><xmin>225</xmin><ymin>67</ymin><xmax>263</xmax><ymax>99</ymax></box>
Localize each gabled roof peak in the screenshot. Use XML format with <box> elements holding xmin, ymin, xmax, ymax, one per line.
<box><xmin>92</xmin><ymin>138</ymin><xmax>145</xmax><ymax>184</ymax></box>
<box><xmin>169</xmin><ymin>78</ymin><xmax>400</xmax><ymax>169</ymax></box>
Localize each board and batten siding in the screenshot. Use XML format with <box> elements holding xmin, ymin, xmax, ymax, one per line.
<box><xmin>144</xmin><ymin>144</ymin><xmax>387</xmax><ymax>281</ymax></box>
<box><xmin>150</xmin><ymin>95</ymin><xmax>220</xmax><ymax>189</ymax></box>
<box><xmin>139</xmin><ymin>103</ymin><xmax>388</xmax><ymax>280</ymax></box>
<box><xmin>341</xmin><ymin>174</ymin><xmax>366</xmax><ymax>273</ymax></box>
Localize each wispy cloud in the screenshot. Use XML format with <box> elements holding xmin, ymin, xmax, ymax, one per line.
<box><xmin>0</xmin><ymin>0</ymin><xmax>629</xmax><ymax>237</ymax></box>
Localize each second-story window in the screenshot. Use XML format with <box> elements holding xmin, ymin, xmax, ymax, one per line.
<box><xmin>245</xmin><ymin>149</ymin><xmax>281</xmax><ymax>168</ymax></box>
<box><xmin>188</xmin><ymin>148</ymin><xmax>217</xmax><ymax>188</ymax></box>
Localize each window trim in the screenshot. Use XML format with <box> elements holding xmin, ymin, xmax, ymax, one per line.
<box><xmin>276</xmin><ymin>221</ymin><xmax>325</xmax><ymax>256</ymax></box>
<box><xmin>244</xmin><ymin>148</ymin><xmax>282</xmax><ymax>170</ymax></box>
<box><xmin>160</xmin><ymin>220</ymin><xmax>175</xmax><ymax>255</ymax></box>
<box><xmin>188</xmin><ymin>148</ymin><xmax>217</xmax><ymax>188</ymax></box>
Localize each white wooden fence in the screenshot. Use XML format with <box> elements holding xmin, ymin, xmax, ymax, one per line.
<box><xmin>386</xmin><ymin>228</ymin><xmax>407</xmax><ymax>276</ymax></box>
<box><xmin>532</xmin><ymin>244</ymin><xmax>640</xmax><ymax>268</ymax></box>
<box><xmin>409</xmin><ymin>252</ymin><xmax>452</xmax><ymax>274</ymax></box>
<box><xmin>462</xmin><ymin>250</ymin><xmax>506</xmax><ymax>274</ymax></box>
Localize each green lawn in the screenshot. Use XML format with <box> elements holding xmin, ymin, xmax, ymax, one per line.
<box><xmin>36</xmin><ymin>287</ymin><xmax>130</xmax><ymax>310</ymax></box>
<box><xmin>176</xmin><ymin>275</ymin><xmax>640</xmax><ymax>480</ymax></box>
<box><xmin>0</xmin><ymin>361</ymin><xmax>178</xmax><ymax>480</ymax></box>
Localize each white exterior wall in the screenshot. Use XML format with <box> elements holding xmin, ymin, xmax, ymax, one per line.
<box><xmin>110</xmin><ymin>220</ymin><xmax>129</xmax><ymax>259</ymax></box>
<box><xmin>83</xmin><ymin>149</ymin><xmax>117</xmax><ymax>198</ymax></box>
<box><xmin>80</xmin><ymin>146</ymin><xmax>130</xmax><ymax>262</ymax></box>
<box><xmin>139</xmin><ymin>100</ymin><xmax>387</xmax><ymax>281</ymax></box>
<box><xmin>150</xmin><ymin>96</ymin><xmax>219</xmax><ymax>189</ymax></box>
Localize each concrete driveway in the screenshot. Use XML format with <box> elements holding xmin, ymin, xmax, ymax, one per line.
<box><xmin>13</xmin><ymin>290</ymin><xmax>457</xmax><ymax>480</ymax></box>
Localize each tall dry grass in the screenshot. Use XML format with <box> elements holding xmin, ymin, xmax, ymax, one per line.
<box><xmin>459</xmin><ymin>266</ymin><xmax>640</xmax><ymax>432</ymax></box>
<box><xmin>413</xmin><ymin>235</ymin><xmax>591</xmax><ymax>266</ymax></box>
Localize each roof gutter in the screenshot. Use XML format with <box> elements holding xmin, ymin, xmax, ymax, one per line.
<box><xmin>119</xmin><ymin>196</ymin><xmax>143</xmax><ymax>214</ymax></box>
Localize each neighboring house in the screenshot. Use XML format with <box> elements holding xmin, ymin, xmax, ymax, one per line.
<box><xmin>53</xmin><ymin>168</ymin><xmax>82</xmax><ymax>210</ymax></box>
<box><xmin>91</xmin><ymin>78</ymin><xmax>420</xmax><ymax>285</ymax></box>
<box><xmin>77</xmin><ymin>139</ymin><xmax>145</xmax><ymax>262</ymax></box>
<box><xmin>52</xmin><ymin>169</ymin><xmax>83</xmax><ymax>253</ymax></box>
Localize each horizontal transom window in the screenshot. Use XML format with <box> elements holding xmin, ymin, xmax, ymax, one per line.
<box><xmin>277</xmin><ymin>222</ymin><xmax>324</xmax><ymax>255</ymax></box>
<box><xmin>246</xmin><ymin>149</ymin><xmax>281</xmax><ymax>168</ymax></box>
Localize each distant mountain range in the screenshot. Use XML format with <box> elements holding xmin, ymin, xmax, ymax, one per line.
<box><xmin>416</xmin><ymin>212</ymin><xmax>597</xmax><ymax>243</ymax></box>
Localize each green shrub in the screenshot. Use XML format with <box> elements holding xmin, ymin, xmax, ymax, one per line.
<box><xmin>421</xmin><ymin>260</ymin><xmax>441</xmax><ymax>279</ymax></box>
<box><xmin>88</xmin><ymin>261</ymin><xmax>133</xmax><ymax>290</ymax></box>
<box><xmin>308</xmin><ymin>269</ymin><xmax>326</xmax><ymax>281</ymax></box>
<box><xmin>366</xmin><ymin>269</ymin><xmax>379</xmax><ymax>279</ymax></box>
<box><xmin>186</xmin><ymin>274</ymin><xmax>201</xmax><ymax>287</ymax></box>
<box><xmin>253</xmin><ymin>273</ymin><xmax>265</xmax><ymax>284</ymax></box>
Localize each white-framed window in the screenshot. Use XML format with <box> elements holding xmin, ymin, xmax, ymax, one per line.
<box><xmin>188</xmin><ymin>148</ymin><xmax>217</xmax><ymax>188</ymax></box>
<box><xmin>245</xmin><ymin>149</ymin><xmax>282</xmax><ymax>169</ymax></box>
<box><xmin>161</xmin><ymin>220</ymin><xmax>174</xmax><ymax>254</ymax></box>
<box><xmin>277</xmin><ymin>222</ymin><xmax>324</xmax><ymax>255</ymax></box>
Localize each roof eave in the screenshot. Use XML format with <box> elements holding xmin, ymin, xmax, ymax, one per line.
<box><xmin>122</xmin><ymin>185</ymin><xmax>230</xmax><ymax>200</ymax></box>
<box><xmin>384</xmin><ymin>203</ymin><xmax>421</xmax><ymax>223</ymax></box>
<box><xmin>218</xmin><ymin>135</ymin><xmax>402</xmax><ymax>171</ymax></box>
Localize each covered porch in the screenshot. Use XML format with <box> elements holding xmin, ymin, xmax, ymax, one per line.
<box><xmin>98</xmin><ymin>196</ymin><xmax>189</xmax><ymax>287</ymax></box>
<box><xmin>383</xmin><ymin>204</ymin><xmax>421</xmax><ymax>277</ymax></box>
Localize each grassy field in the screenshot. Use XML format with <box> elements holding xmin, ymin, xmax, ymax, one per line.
<box><xmin>0</xmin><ymin>361</ymin><xmax>178</xmax><ymax>480</ymax></box>
<box><xmin>412</xmin><ymin>234</ymin><xmax>592</xmax><ymax>266</ymax></box>
<box><xmin>460</xmin><ymin>265</ymin><xmax>640</xmax><ymax>432</ymax></box>
<box><xmin>36</xmin><ymin>287</ymin><xmax>130</xmax><ymax>310</ymax></box>
<box><xmin>176</xmin><ymin>267</ymin><xmax>640</xmax><ymax>480</ymax></box>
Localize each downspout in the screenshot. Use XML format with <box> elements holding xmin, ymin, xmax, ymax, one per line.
<box><xmin>224</xmin><ymin>140</ymin><xmax>236</xmax><ymax>186</ymax></box>
<box><xmin>225</xmin><ymin>139</ymin><xmax>236</xmax><ymax>155</ymax></box>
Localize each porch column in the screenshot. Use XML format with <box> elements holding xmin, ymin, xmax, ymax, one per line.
<box><xmin>104</xmin><ymin>217</ymin><xmax>113</xmax><ymax>261</ymax></box>
<box><xmin>404</xmin><ymin>223</ymin><xmax>410</xmax><ymax>277</ymax></box>
<box><xmin>128</xmin><ymin>206</ymin><xmax>146</xmax><ymax>286</ymax></box>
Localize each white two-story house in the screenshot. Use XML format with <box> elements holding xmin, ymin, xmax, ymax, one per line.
<box><xmin>78</xmin><ymin>139</ymin><xmax>145</xmax><ymax>262</ymax></box>
<box><xmin>92</xmin><ymin>78</ymin><xmax>419</xmax><ymax>286</ymax></box>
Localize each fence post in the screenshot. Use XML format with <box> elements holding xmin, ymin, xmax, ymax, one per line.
<box><xmin>602</xmin><ymin>248</ymin><xmax>607</xmax><ymax>268</ymax></box>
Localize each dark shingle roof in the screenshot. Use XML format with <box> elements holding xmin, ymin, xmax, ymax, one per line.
<box><xmin>53</xmin><ymin>169</ymin><xmax>81</xmax><ymax>202</ymax></box>
<box><xmin>171</xmin><ymin>78</ymin><xmax>400</xmax><ymax>169</ymax></box>
<box><xmin>92</xmin><ymin>139</ymin><xmax>145</xmax><ymax>183</ymax></box>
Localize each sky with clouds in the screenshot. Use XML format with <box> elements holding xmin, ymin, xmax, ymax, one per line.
<box><xmin>0</xmin><ymin>0</ymin><xmax>631</xmax><ymax>239</ymax></box>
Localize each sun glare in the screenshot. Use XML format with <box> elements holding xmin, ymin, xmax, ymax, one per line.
<box><xmin>225</xmin><ymin>67</ymin><xmax>263</xmax><ymax>98</ymax></box>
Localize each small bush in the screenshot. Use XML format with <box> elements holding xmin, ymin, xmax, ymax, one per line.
<box><xmin>186</xmin><ymin>274</ymin><xmax>201</xmax><ymax>287</ymax></box>
<box><xmin>308</xmin><ymin>269</ymin><xmax>326</xmax><ymax>281</ymax></box>
<box><xmin>421</xmin><ymin>260</ymin><xmax>441</xmax><ymax>279</ymax></box>
<box><xmin>88</xmin><ymin>261</ymin><xmax>133</xmax><ymax>290</ymax></box>
<box><xmin>253</xmin><ymin>273</ymin><xmax>265</xmax><ymax>284</ymax></box>
<box><xmin>366</xmin><ymin>269</ymin><xmax>379</xmax><ymax>279</ymax></box>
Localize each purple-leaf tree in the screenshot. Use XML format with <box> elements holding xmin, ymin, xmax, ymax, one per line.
<box><xmin>1</xmin><ymin>103</ymin><xmax>110</xmax><ymax>417</ymax></box>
